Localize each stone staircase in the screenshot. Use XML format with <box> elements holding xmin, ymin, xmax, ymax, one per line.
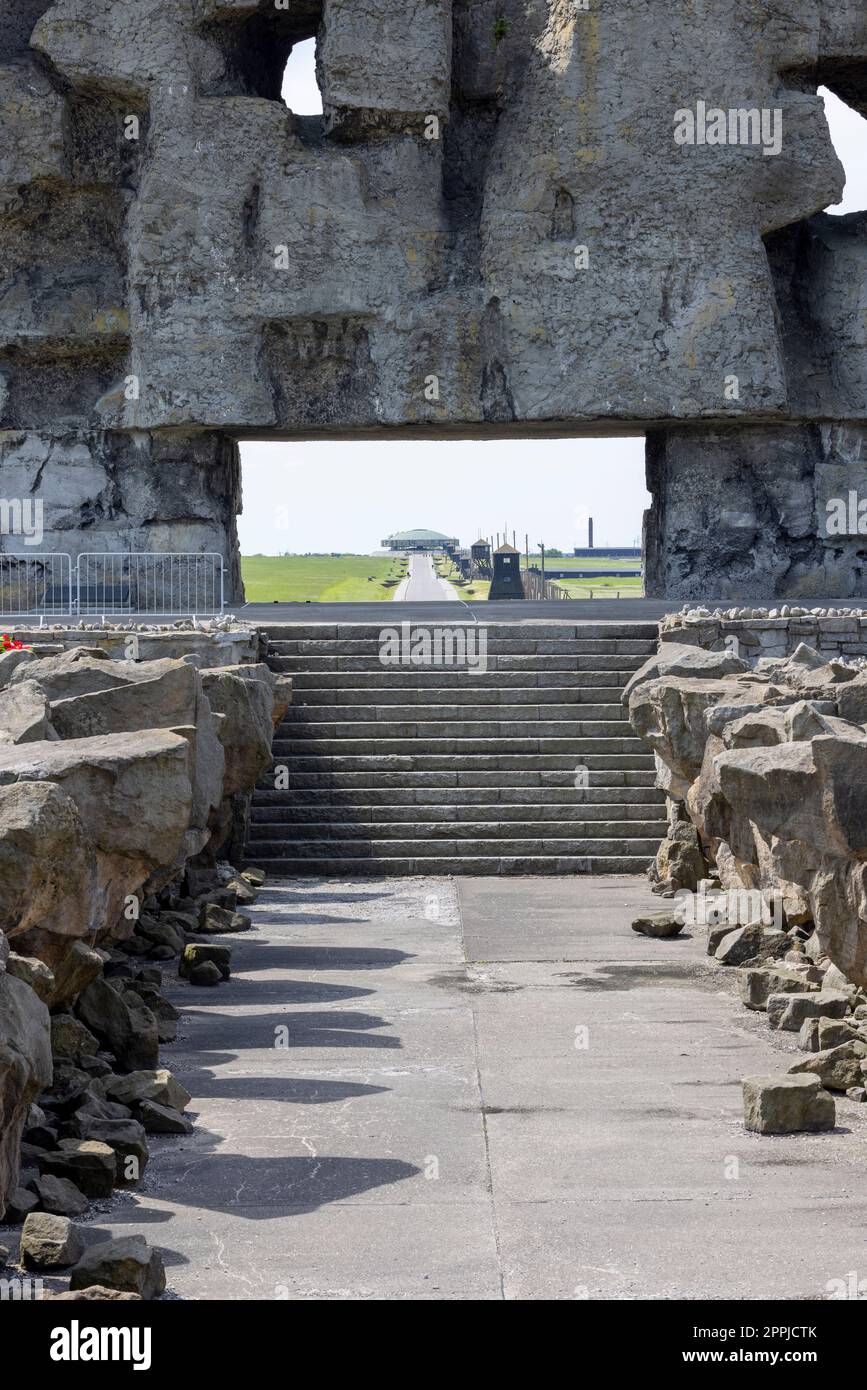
<box><xmin>245</xmin><ymin>621</ymin><xmax>666</xmax><ymax>875</ymax></box>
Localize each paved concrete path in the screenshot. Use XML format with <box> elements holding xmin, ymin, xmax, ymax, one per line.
<box><xmin>98</xmin><ymin>876</ymin><xmax>867</xmax><ymax>1300</ymax></box>
<box><xmin>393</xmin><ymin>554</ymin><xmax>461</xmax><ymax>603</ymax></box>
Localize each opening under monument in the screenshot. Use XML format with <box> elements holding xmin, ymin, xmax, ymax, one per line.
<box><xmin>236</xmin><ymin>437</ymin><xmax>649</xmax><ymax>605</ymax></box>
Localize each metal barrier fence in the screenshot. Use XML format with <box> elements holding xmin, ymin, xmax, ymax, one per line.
<box><xmin>0</xmin><ymin>553</ymin><xmax>73</xmax><ymax>617</ymax></box>
<box><xmin>0</xmin><ymin>553</ymin><xmax>224</xmax><ymax>618</ymax></box>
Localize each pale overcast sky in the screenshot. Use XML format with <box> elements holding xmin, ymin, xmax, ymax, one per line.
<box><xmin>238</xmin><ymin>53</ymin><xmax>867</xmax><ymax>557</ymax></box>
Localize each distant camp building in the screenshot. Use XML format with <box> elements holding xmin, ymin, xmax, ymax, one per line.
<box><xmin>381</xmin><ymin>529</ymin><xmax>459</xmax><ymax>553</ymax></box>
<box><xmin>470</xmin><ymin>540</ymin><xmax>492</xmax><ymax>577</ymax></box>
<box><xmin>489</xmin><ymin>541</ymin><xmax>525</xmax><ymax>600</ymax></box>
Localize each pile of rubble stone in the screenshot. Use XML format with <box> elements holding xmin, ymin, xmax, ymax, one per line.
<box><xmin>0</xmin><ymin>632</ymin><xmax>288</xmax><ymax>1298</ymax></box>
<box><xmin>626</xmin><ymin>635</ymin><xmax>867</xmax><ymax>1136</ymax></box>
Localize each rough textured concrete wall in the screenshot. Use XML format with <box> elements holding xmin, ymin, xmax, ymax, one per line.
<box><xmin>644</xmin><ymin>424</ymin><xmax>867</xmax><ymax>600</ymax></box>
<box><xmin>0</xmin><ymin>1</ymin><xmax>865</xmax><ymax>595</ymax></box>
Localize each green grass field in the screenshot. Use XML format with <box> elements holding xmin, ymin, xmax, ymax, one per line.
<box><xmin>241</xmin><ymin>554</ymin><xmax>408</xmax><ymax>603</ymax></box>
<box><xmin>557</xmin><ymin>576</ymin><xmax>643</xmax><ymax>598</ymax></box>
<box><xmin>435</xmin><ymin>553</ymin><xmax>641</xmax><ymax>600</ymax></box>
<box><xmin>241</xmin><ymin>552</ymin><xmax>642</xmax><ymax>602</ymax></box>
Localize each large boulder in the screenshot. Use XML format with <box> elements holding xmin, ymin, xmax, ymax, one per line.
<box><xmin>628</xmin><ymin>677</ymin><xmax>753</xmax><ymax>799</ymax></box>
<box><xmin>199</xmin><ymin>666</ymin><xmax>277</xmax><ymax>798</ymax></box>
<box><xmin>48</xmin><ymin>659</ymin><xmax>199</xmax><ymax>738</ymax></box>
<box><xmin>0</xmin><ymin>681</ymin><xmax>56</xmax><ymax>744</ymax></box>
<box><xmin>9</xmin><ymin>648</ymin><xmax>131</xmax><ymax>701</ymax></box>
<box><xmin>627</xmin><ymin>632</ymin><xmax>867</xmax><ymax>989</ymax></box>
<box><xmin>0</xmin><ymin>646</ymin><xmax>36</xmax><ymax>686</ymax></box>
<box><xmin>0</xmin><ymin>730</ymin><xmax>193</xmax><ymax>934</ymax></box>
<box><xmin>0</xmin><ymin>972</ymin><xmax>52</xmax><ymax>1219</ymax></box>
<box><xmin>622</xmin><ymin>642</ymin><xmax>749</xmax><ymax>707</ymax></box>
<box><xmin>0</xmin><ymin>781</ymin><xmax>94</xmax><ymax>944</ymax></box>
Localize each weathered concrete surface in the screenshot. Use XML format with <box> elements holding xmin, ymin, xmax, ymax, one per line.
<box><xmin>1</xmin><ymin>4</ymin><xmax>866</xmax><ymax>596</ymax></box>
<box><xmin>645</xmin><ymin>422</ymin><xmax>867</xmax><ymax>600</ymax></box>
<box><xmin>5</xmin><ymin>0</ymin><xmax>864</xmax><ymax>435</ymax></box>
<box><xmin>69</xmin><ymin>874</ymin><xmax>867</xmax><ymax>1300</ymax></box>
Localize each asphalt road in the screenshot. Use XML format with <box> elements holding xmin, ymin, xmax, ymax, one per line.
<box><xmin>393</xmin><ymin>554</ymin><xmax>460</xmax><ymax>603</ymax></box>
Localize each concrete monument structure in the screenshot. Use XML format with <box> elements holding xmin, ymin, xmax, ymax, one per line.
<box><xmin>1</xmin><ymin>1</ymin><xmax>865</xmax><ymax>599</ymax></box>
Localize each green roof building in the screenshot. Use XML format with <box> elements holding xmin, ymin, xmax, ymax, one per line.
<box><xmin>382</xmin><ymin>529</ymin><xmax>459</xmax><ymax>552</ymax></box>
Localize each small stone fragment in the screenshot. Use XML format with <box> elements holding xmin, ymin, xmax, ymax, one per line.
<box><xmin>739</xmin><ymin>966</ymin><xmax>817</xmax><ymax>1012</ymax></box>
<box><xmin>4</xmin><ymin>1188</ymin><xmax>39</xmax><ymax>1223</ymax></box>
<box><xmin>743</xmin><ymin>1074</ymin><xmax>835</xmax><ymax>1134</ymax></box>
<box><xmin>714</xmin><ymin>923</ymin><xmax>766</xmax><ymax>965</ymax></box>
<box><xmin>179</xmin><ymin>943</ymin><xmax>231</xmax><ymax>979</ymax></box>
<box><xmin>30</xmin><ymin>1174</ymin><xmax>89</xmax><ymax>1217</ymax></box>
<box><xmin>789</xmin><ymin>1041</ymin><xmax>867</xmax><ymax>1091</ymax></box>
<box><xmin>189</xmin><ymin>960</ymin><xmax>222</xmax><ymax>986</ymax></box>
<box><xmin>98</xmin><ymin>1068</ymin><xmax>191</xmax><ymax>1112</ymax></box>
<box><xmin>51</xmin><ymin>1014</ymin><xmax>100</xmax><ymax>1064</ymax></box>
<box><xmin>70</xmin><ymin>1235</ymin><xmax>166</xmax><ymax>1300</ymax></box>
<box><xmin>630</xmin><ymin>911</ymin><xmax>683</xmax><ymax>939</ymax></box>
<box><xmin>20</xmin><ymin>1212</ymin><xmax>84</xmax><ymax>1270</ymax></box>
<box><xmin>198</xmin><ymin>902</ymin><xmax>251</xmax><ymax>934</ymax></box>
<box><xmin>39</xmin><ymin>1139</ymin><xmax>117</xmax><ymax>1197</ymax></box>
<box><xmin>818</xmin><ymin>1019</ymin><xmax>864</xmax><ymax>1050</ymax></box>
<box><xmin>767</xmin><ymin>990</ymin><xmax>850</xmax><ymax>1032</ymax></box>
<box><xmin>138</xmin><ymin>1100</ymin><xmax>193</xmax><ymax>1134</ymax></box>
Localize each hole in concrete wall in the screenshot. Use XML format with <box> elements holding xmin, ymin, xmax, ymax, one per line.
<box><xmin>236</xmin><ymin>438</ymin><xmax>648</xmax><ymax>603</ymax></box>
<box><xmin>820</xmin><ymin>86</ymin><xmax>867</xmax><ymax>215</ymax></box>
<box><xmin>282</xmin><ymin>38</ymin><xmax>323</xmax><ymax>116</ymax></box>
<box><xmin>201</xmin><ymin>2</ymin><xmax>321</xmax><ymax>102</ymax></box>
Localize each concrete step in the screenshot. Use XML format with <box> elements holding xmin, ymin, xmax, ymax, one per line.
<box><xmin>246</xmin><ymin>834</ymin><xmax>661</xmax><ymax>857</ymax></box>
<box><xmin>251</xmin><ymin>784</ymin><xmax>665</xmax><ymax>807</ymax></box>
<box><xmin>269</xmin><ymin>637</ymin><xmax>657</xmax><ymax>658</ymax></box>
<box><xmin>248</xmin><ymin>818</ymin><xmax>666</xmax><ymax>840</ymax></box>
<box><xmin>277</xmin><ymin>719</ymin><xmax>635</xmax><ymax>741</ymax></box>
<box><xmin>246</xmin><ymin>620</ymin><xmax>661</xmax><ymax>878</ymax></box>
<box><xmin>242</xmin><ymin>854</ymin><xmax>656</xmax><ymax>875</ymax></box>
<box><xmin>256</xmin><ymin>766</ymin><xmax>659</xmax><ymax>788</ymax></box>
<box><xmin>271</xmin><ymin>653</ymin><xmax>651</xmax><ymax>673</ymax></box>
<box><xmin>263</xmin><ymin>622</ymin><xmax>659</xmax><ymax>642</ymax></box>
<box><xmin>290</xmin><ymin>686</ymin><xmax>626</xmax><ymax>707</ymax></box>
<box><xmin>250</xmin><ymin>805</ymin><xmax>665</xmax><ymax>827</ymax></box>
<box><xmin>271</xmin><ymin>737</ymin><xmax>647</xmax><ymax>759</ymax></box>
<box><xmin>288</xmin><ymin>665</ymin><xmax>643</xmax><ymax>686</ymax></box>
<box><xmin>282</xmin><ymin>702</ymin><xmax>625</xmax><ymax>723</ymax></box>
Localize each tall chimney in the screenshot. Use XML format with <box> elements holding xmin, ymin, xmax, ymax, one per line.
<box><xmin>588</xmin><ymin>517</ymin><xmax>594</xmax><ymax>549</ymax></box>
